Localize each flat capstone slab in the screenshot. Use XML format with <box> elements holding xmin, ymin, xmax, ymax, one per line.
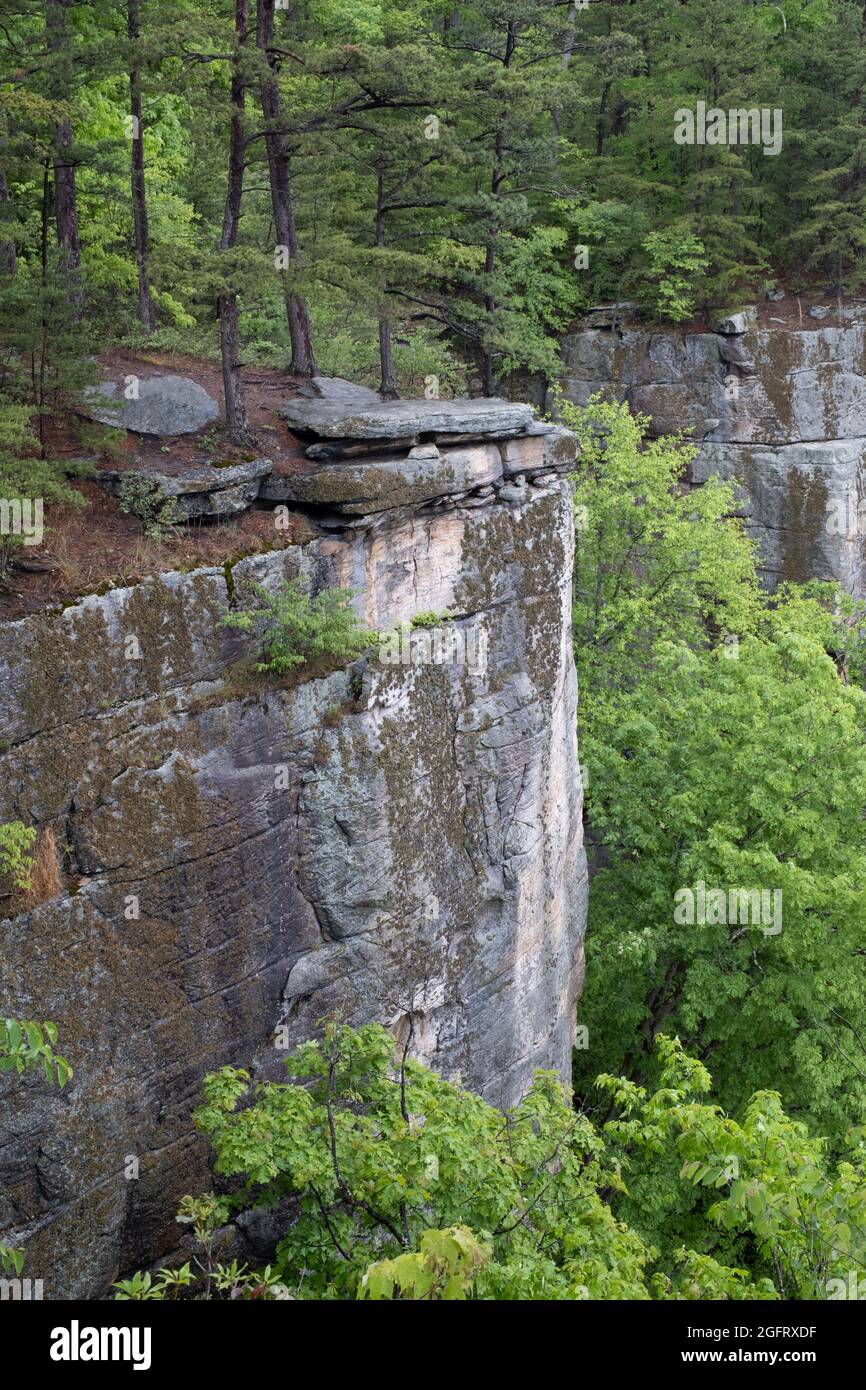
<box><xmin>279</xmin><ymin>396</ymin><xmax>536</xmax><ymax>441</ymax></box>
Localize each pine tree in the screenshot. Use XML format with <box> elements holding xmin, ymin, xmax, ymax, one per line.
<box><xmin>255</xmin><ymin>0</ymin><xmax>316</xmax><ymax>375</ymax></box>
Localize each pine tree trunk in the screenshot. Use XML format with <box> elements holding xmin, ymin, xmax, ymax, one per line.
<box><xmin>128</xmin><ymin>0</ymin><xmax>157</xmax><ymax>333</ymax></box>
<box><xmin>220</xmin><ymin>0</ymin><xmax>253</xmax><ymax>444</ymax></box>
<box><xmin>480</xmin><ymin>22</ymin><xmax>516</xmax><ymax>398</ymax></box>
<box><xmin>551</xmin><ymin>2</ymin><xmax>577</xmax><ymax>149</ymax></box>
<box><xmin>376</xmin><ymin>170</ymin><xmax>398</xmax><ymax>398</ymax></box>
<box><xmin>220</xmin><ymin>293</ymin><xmax>249</xmax><ymax>441</ymax></box>
<box><xmin>45</xmin><ymin>0</ymin><xmax>81</xmax><ymax>300</ymax></box>
<box><xmin>378</xmin><ymin>318</ymin><xmax>397</xmax><ymax>399</ymax></box>
<box><xmin>481</xmin><ymin>178</ymin><xmax>501</xmax><ymax>398</ymax></box>
<box><xmin>256</xmin><ymin>0</ymin><xmax>316</xmax><ymax>377</ymax></box>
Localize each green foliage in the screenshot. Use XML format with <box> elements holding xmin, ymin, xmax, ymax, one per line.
<box><xmin>410</xmin><ymin>609</ymin><xmax>452</xmax><ymax>628</ymax></box>
<box><xmin>0</xmin><ymin>405</ymin><xmax>92</xmax><ymax>580</ymax></box>
<box><xmin>190</xmin><ymin>1021</ymin><xmax>653</xmax><ymax>1300</ymax></box>
<box><xmin>600</xmin><ymin>1036</ymin><xmax>866</xmax><ymax>1300</ymax></box>
<box><xmin>115</xmin><ymin>474</ymin><xmax>181</xmax><ymax>541</ymax></box>
<box><xmin>223</xmin><ymin>580</ymin><xmax>370</xmax><ymax>677</ymax></box>
<box><xmin>112</xmin><ymin>1188</ymin><xmax>291</xmax><ymax>1300</ymax></box>
<box><xmin>0</xmin><ymin>1017</ymin><xmax>72</xmax><ymax>1275</ymax></box>
<box><xmin>112</xmin><ymin>1260</ymin><xmax>288</xmax><ymax>1301</ymax></box>
<box><xmin>0</xmin><ymin>1016</ymin><xmax>72</xmax><ymax>1088</ymax></box>
<box><xmin>636</xmin><ymin>229</ymin><xmax>709</xmax><ymax>323</ymax></box>
<box><xmin>565</xmin><ymin>394</ymin><xmax>760</xmax><ymax>705</ymax></box>
<box><xmin>359</xmin><ymin>1226</ymin><xmax>490</xmax><ymax>1300</ymax></box>
<box><xmin>187</xmin><ymin>1020</ymin><xmax>792</xmax><ymax>1301</ymax></box>
<box><xmin>116</xmin><ymin>1021</ymin><xmax>866</xmax><ymax>1300</ymax></box>
<box><xmin>0</xmin><ymin>820</ymin><xmax>36</xmax><ymax>894</ymax></box>
<box><xmin>567</xmin><ymin>397</ymin><xmax>866</xmax><ymax>1145</ymax></box>
<box><xmin>0</xmin><ymin>1242</ymin><xmax>24</xmax><ymax>1279</ymax></box>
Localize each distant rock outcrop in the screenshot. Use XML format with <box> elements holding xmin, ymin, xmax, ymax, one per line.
<box><xmin>560</xmin><ymin>307</ymin><xmax>866</xmax><ymax>594</ymax></box>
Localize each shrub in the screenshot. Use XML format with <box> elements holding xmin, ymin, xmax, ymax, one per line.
<box><xmin>222</xmin><ymin>579</ymin><xmax>370</xmax><ymax>676</ymax></box>
<box><xmin>0</xmin><ymin>406</ymin><xmax>93</xmax><ymax>581</ymax></box>
<box><xmin>116</xmin><ymin>474</ymin><xmax>181</xmax><ymax>541</ymax></box>
<box><xmin>0</xmin><ymin>821</ymin><xmax>36</xmax><ymax>895</ymax></box>
<box><xmin>636</xmin><ymin>227</ymin><xmax>709</xmax><ymax>323</ymax></box>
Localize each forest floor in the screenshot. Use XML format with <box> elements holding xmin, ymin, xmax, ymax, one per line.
<box><xmin>1</xmin><ymin>349</ymin><xmax>315</xmax><ymax>622</ymax></box>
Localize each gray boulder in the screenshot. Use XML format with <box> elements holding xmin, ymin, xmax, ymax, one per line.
<box><xmin>296</xmin><ymin>375</ymin><xmax>382</xmax><ymax>404</ymax></box>
<box><xmin>711</xmin><ymin>311</ymin><xmax>752</xmax><ymax>335</ymax></box>
<box><xmin>84</xmin><ymin>375</ymin><xmax>220</xmax><ymax>436</ymax></box>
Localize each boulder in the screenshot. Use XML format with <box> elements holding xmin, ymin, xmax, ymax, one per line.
<box><xmin>710</xmin><ymin>311</ymin><xmax>752</xmax><ymax>335</ymax></box>
<box><xmin>296</xmin><ymin>375</ymin><xmax>382</xmax><ymax>404</ymax></box>
<box><xmin>83</xmin><ymin>375</ymin><xmax>220</xmax><ymax>435</ymax></box>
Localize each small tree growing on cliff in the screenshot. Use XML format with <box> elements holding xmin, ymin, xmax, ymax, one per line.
<box><xmin>0</xmin><ymin>820</ymin><xmax>36</xmax><ymax>894</ymax></box>
<box><xmin>223</xmin><ymin>579</ymin><xmax>370</xmax><ymax>676</ymax></box>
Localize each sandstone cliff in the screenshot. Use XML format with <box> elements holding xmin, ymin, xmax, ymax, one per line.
<box><xmin>0</xmin><ymin>400</ymin><xmax>586</xmax><ymax>1298</ymax></box>
<box><xmin>561</xmin><ymin>305</ymin><xmax>866</xmax><ymax>594</ymax></box>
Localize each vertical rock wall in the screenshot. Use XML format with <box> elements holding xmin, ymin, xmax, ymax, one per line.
<box><xmin>560</xmin><ymin>308</ymin><xmax>866</xmax><ymax>593</ymax></box>
<box><xmin>0</xmin><ymin>405</ymin><xmax>586</xmax><ymax>1297</ymax></box>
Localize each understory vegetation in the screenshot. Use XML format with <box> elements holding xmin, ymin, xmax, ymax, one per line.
<box><xmin>110</xmin><ymin>1020</ymin><xmax>865</xmax><ymax>1301</ymax></box>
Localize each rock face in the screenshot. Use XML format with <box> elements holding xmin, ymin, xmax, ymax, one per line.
<box><xmin>560</xmin><ymin>309</ymin><xmax>866</xmax><ymax>592</ymax></box>
<box><xmin>84</xmin><ymin>375</ymin><xmax>220</xmax><ymax>436</ymax></box>
<box><xmin>0</xmin><ymin>403</ymin><xmax>586</xmax><ymax>1299</ymax></box>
